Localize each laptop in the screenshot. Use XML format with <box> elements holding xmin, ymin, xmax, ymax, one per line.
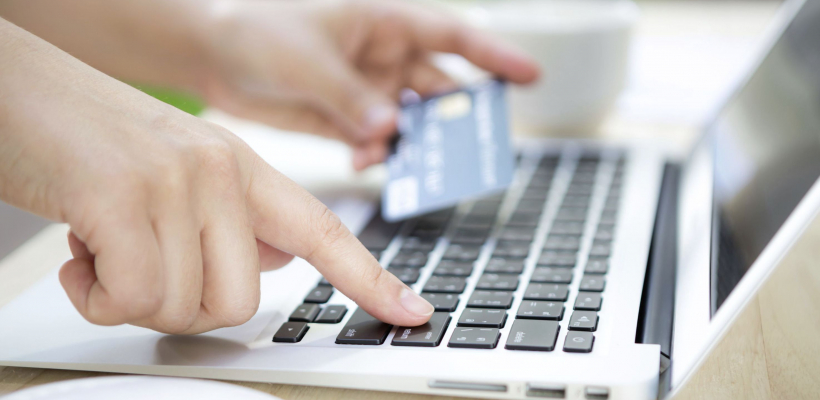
<box><xmin>1</xmin><ymin>0</ymin><xmax>819</xmax><ymax>399</ymax></box>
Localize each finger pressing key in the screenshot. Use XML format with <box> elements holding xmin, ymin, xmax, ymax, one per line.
<box><xmin>244</xmin><ymin>153</ymin><xmax>434</xmax><ymax>327</ymax></box>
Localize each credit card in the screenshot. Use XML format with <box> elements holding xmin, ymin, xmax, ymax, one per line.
<box><xmin>382</xmin><ymin>80</ymin><xmax>515</xmax><ymax>222</ymax></box>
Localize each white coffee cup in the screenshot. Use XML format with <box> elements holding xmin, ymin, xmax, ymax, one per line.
<box><xmin>464</xmin><ymin>0</ymin><xmax>639</xmax><ymax>136</ymax></box>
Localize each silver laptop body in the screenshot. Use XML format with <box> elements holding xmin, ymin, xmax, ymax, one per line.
<box><xmin>1</xmin><ymin>1</ymin><xmax>818</xmax><ymax>399</ymax></box>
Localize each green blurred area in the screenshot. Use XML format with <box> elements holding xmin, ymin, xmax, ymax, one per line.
<box><xmin>132</xmin><ymin>85</ymin><xmax>207</xmax><ymax>116</ymax></box>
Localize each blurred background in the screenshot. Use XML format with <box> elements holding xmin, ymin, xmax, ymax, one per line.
<box><xmin>0</xmin><ymin>0</ymin><xmax>784</xmax><ymax>260</ymax></box>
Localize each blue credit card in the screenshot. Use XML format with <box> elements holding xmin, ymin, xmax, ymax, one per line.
<box><xmin>382</xmin><ymin>80</ymin><xmax>516</xmax><ymax>222</ymax></box>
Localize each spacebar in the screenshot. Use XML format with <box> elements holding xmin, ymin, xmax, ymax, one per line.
<box><xmin>335</xmin><ymin>308</ymin><xmax>393</xmax><ymax>345</ymax></box>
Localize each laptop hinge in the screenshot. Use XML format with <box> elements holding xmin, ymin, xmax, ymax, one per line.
<box><xmin>635</xmin><ymin>163</ymin><xmax>680</xmax><ymax>398</ymax></box>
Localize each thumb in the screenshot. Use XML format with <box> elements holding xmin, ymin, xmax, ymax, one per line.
<box><xmin>296</xmin><ymin>53</ymin><xmax>398</xmax><ymax>144</ymax></box>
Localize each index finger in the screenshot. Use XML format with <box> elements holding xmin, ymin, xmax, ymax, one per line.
<box><xmin>395</xmin><ymin>2</ymin><xmax>541</xmax><ymax>84</ymax></box>
<box><xmin>244</xmin><ymin>154</ymin><xmax>433</xmax><ymax>326</ymax></box>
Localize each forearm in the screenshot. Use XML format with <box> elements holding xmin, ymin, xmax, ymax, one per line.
<box><xmin>0</xmin><ymin>17</ymin><xmax>170</xmax><ymax>220</ymax></box>
<box><xmin>0</xmin><ymin>0</ymin><xmax>222</xmax><ymax>92</ymax></box>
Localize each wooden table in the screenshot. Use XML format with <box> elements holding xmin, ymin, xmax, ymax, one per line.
<box><xmin>0</xmin><ymin>1</ymin><xmax>789</xmax><ymax>399</ymax></box>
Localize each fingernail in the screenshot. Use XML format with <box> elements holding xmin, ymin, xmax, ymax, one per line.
<box><xmin>364</xmin><ymin>105</ymin><xmax>396</xmax><ymax>136</ymax></box>
<box><xmin>399</xmin><ymin>288</ymin><xmax>434</xmax><ymax>317</ymax></box>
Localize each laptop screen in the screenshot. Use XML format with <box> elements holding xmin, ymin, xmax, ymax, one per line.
<box><xmin>710</xmin><ymin>0</ymin><xmax>820</xmax><ymax>314</ymax></box>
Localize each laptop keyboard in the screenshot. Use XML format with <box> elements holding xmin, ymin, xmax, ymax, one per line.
<box><xmin>273</xmin><ymin>152</ymin><xmax>625</xmax><ymax>354</ymax></box>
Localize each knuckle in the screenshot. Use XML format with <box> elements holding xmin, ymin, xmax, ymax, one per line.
<box><xmin>212</xmin><ymin>294</ymin><xmax>260</xmax><ymax>328</ymax></box>
<box><xmin>192</xmin><ymin>139</ymin><xmax>242</xmax><ymax>193</ymax></box>
<box><xmin>154</xmin><ymin>307</ymin><xmax>200</xmax><ymax>334</ymax></box>
<box><xmin>107</xmin><ymin>284</ymin><xmax>164</xmax><ymax>321</ymax></box>
<box><xmin>194</xmin><ymin>138</ymin><xmax>238</xmax><ymax>174</ymax></box>
<box><xmin>152</xmin><ymin>156</ymin><xmax>188</xmax><ymax>194</ymax></box>
<box><xmin>308</xmin><ymin>199</ymin><xmax>350</xmax><ymax>254</ymax></box>
<box><xmin>363</xmin><ymin>265</ymin><xmax>385</xmax><ymax>293</ymax></box>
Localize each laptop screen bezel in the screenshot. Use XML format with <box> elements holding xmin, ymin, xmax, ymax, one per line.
<box><xmin>669</xmin><ymin>0</ymin><xmax>820</xmax><ymax>392</ymax></box>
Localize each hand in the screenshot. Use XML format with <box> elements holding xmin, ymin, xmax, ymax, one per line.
<box><xmin>199</xmin><ymin>0</ymin><xmax>540</xmax><ymax>170</ymax></box>
<box><xmin>0</xmin><ymin>19</ymin><xmax>434</xmax><ymax>334</ymax></box>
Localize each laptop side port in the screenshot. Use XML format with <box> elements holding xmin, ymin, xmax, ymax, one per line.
<box><xmin>427</xmin><ymin>380</ymin><xmax>507</xmax><ymax>393</ymax></box>
<box><xmin>526</xmin><ymin>383</ymin><xmax>565</xmax><ymax>398</ymax></box>
<box><xmin>585</xmin><ymin>386</ymin><xmax>609</xmax><ymax>399</ymax></box>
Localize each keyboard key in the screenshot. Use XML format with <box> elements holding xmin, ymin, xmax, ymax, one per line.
<box><xmin>574</xmin><ymin>293</ymin><xmax>603</xmax><ymax>311</ymax></box>
<box><xmin>532</xmin><ymin>165</ymin><xmax>555</xmax><ymax>177</ymax></box>
<box><xmin>433</xmin><ymin>260</ymin><xmax>474</xmax><ymax>277</ymax></box>
<box><xmin>611</xmin><ymin>174</ymin><xmax>624</xmax><ymax>187</ymax></box>
<box><xmin>584</xmin><ymin>258</ymin><xmax>609</xmax><ymax>274</ymax></box>
<box><xmin>442</xmin><ymin>244</ymin><xmax>482</xmax><ymax>261</ymax></box>
<box><xmin>579</xmin><ymin>276</ymin><xmax>606</xmax><ymax>292</ymax></box>
<box><xmin>387</xmin><ymin>267</ymin><xmax>421</xmax><ymax>284</ymax></box>
<box><xmin>563</xmin><ymin>331</ymin><xmax>595</xmax><ymax>353</ymax></box>
<box><xmin>515</xmin><ymin>199</ymin><xmax>545</xmax><ymax>213</ymax></box>
<box><xmin>451</xmin><ymin>228</ymin><xmax>490</xmax><ymax>245</ymax></box>
<box><xmin>390</xmin><ymin>251</ymin><xmax>428</xmax><ymax>268</ymax></box>
<box><xmin>595</xmin><ymin>226</ymin><xmax>615</xmax><ymax>241</ymax></box>
<box><xmin>566</xmin><ymin>183</ymin><xmax>594</xmax><ymax>195</ymax></box>
<box><xmin>492</xmin><ymin>241</ymin><xmax>531</xmax><ymax>258</ymax></box>
<box><xmin>562</xmin><ymin>195</ymin><xmax>591</xmax><ymax>208</ymax></box>
<box><xmin>526</xmin><ymin>178</ymin><xmax>552</xmax><ymax>190</ymax></box>
<box><xmin>410</xmin><ymin>220</ymin><xmax>446</xmax><ymax>238</ymax></box>
<box><xmin>467</xmin><ymin>290</ymin><xmax>514</xmax><ymax>309</ymax></box>
<box><xmin>358</xmin><ymin>213</ymin><xmax>401</xmax><ymax>251</ymax></box>
<box><xmin>589</xmin><ymin>241</ymin><xmax>611</xmax><ymax>258</ymax></box>
<box><xmin>304</xmin><ymin>286</ymin><xmax>333</xmax><ymax>303</ymax></box>
<box><xmin>551</xmin><ymin>221</ymin><xmax>585</xmax><ymax>235</ymax></box>
<box><xmin>569</xmin><ymin>311</ymin><xmax>599</xmax><ymax>331</ymax></box>
<box><xmin>318</xmin><ymin>277</ymin><xmax>332</xmax><ymax>286</ymax></box>
<box><xmin>420</xmin><ymin>208</ymin><xmax>455</xmax><ymax>222</ymax></box>
<box><xmin>335</xmin><ymin>308</ymin><xmax>392</xmax><ymax>345</ymax></box>
<box><xmin>538</xmin><ymin>156</ymin><xmax>559</xmax><ymax>168</ymax></box>
<box><xmin>273</xmin><ymin>322</ymin><xmax>309</xmax><ymax>343</ymax></box>
<box><xmin>523</xmin><ymin>283</ymin><xmax>569</xmax><ymax>302</ymax></box>
<box><xmin>603</xmin><ymin>199</ymin><xmax>620</xmax><ymax>212</ymax></box>
<box><xmin>600</xmin><ymin>210</ymin><xmax>618</xmax><ymax>225</ymax></box>
<box><xmin>498</xmin><ymin>227</ymin><xmax>536</xmax><ymax>242</ymax></box>
<box><xmin>476</xmin><ymin>274</ymin><xmax>519</xmax><ymax>291</ymax></box>
<box><xmin>484</xmin><ymin>258</ymin><xmax>525</xmax><ymax>274</ymax></box>
<box><xmin>517</xmin><ymin>300</ymin><xmax>564</xmax><ymax>320</ymax></box>
<box><xmin>537</xmin><ymin>251</ymin><xmax>577</xmax><ymax>267</ymax></box>
<box><xmin>507</xmin><ymin>212</ymin><xmax>541</xmax><ymax>227</ymax></box>
<box><xmin>423</xmin><ymin>276</ymin><xmax>467</xmax><ymax>293</ymax></box>
<box><xmin>521</xmin><ymin>188</ymin><xmax>548</xmax><ymax>201</ymax></box>
<box><xmin>421</xmin><ymin>293</ymin><xmax>460</xmax><ymax>312</ymax></box>
<box><xmin>555</xmin><ymin>208</ymin><xmax>587</xmax><ymax>222</ymax></box>
<box><xmin>315</xmin><ymin>305</ymin><xmax>348</xmax><ymax>323</ymax></box>
<box><xmin>414</xmin><ymin>218</ymin><xmax>448</xmax><ymax>231</ymax></box>
<box><xmin>410</xmin><ymin>226</ymin><xmax>444</xmax><ymax>239</ymax></box>
<box><xmin>289</xmin><ymin>303</ymin><xmax>320</xmax><ymax>322</ymax></box>
<box><xmin>470</xmin><ymin>202</ymin><xmax>501</xmax><ymax>216</ymax></box>
<box><xmin>543</xmin><ymin>235</ymin><xmax>581</xmax><ymax>251</ymax></box>
<box><xmin>457</xmin><ymin>308</ymin><xmax>507</xmax><ymax>328</ymax></box>
<box><xmin>571</xmin><ymin>171</ymin><xmax>597</xmax><ymax>184</ymax></box>
<box><xmin>505</xmin><ymin>320</ymin><xmax>560</xmax><ymax>351</ymax></box>
<box><xmin>448</xmin><ymin>327</ymin><xmax>501</xmax><ymax>349</ymax></box>
<box><xmin>392</xmin><ymin>312</ymin><xmax>451</xmax><ymax>347</ymax></box>
<box><xmin>530</xmin><ymin>267</ymin><xmax>573</xmax><ymax>284</ymax></box>
<box><xmin>401</xmin><ymin>236</ymin><xmax>437</xmax><ymax>252</ymax></box>
<box><xmin>459</xmin><ymin>214</ymin><xmax>496</xmax><ymax>227</ymax></box>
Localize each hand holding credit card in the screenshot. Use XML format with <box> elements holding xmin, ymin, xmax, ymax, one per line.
<box><xmin>382</xmin><ymin>80</ymin><xmax>515</xmax><ymax>221</ymax></box>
